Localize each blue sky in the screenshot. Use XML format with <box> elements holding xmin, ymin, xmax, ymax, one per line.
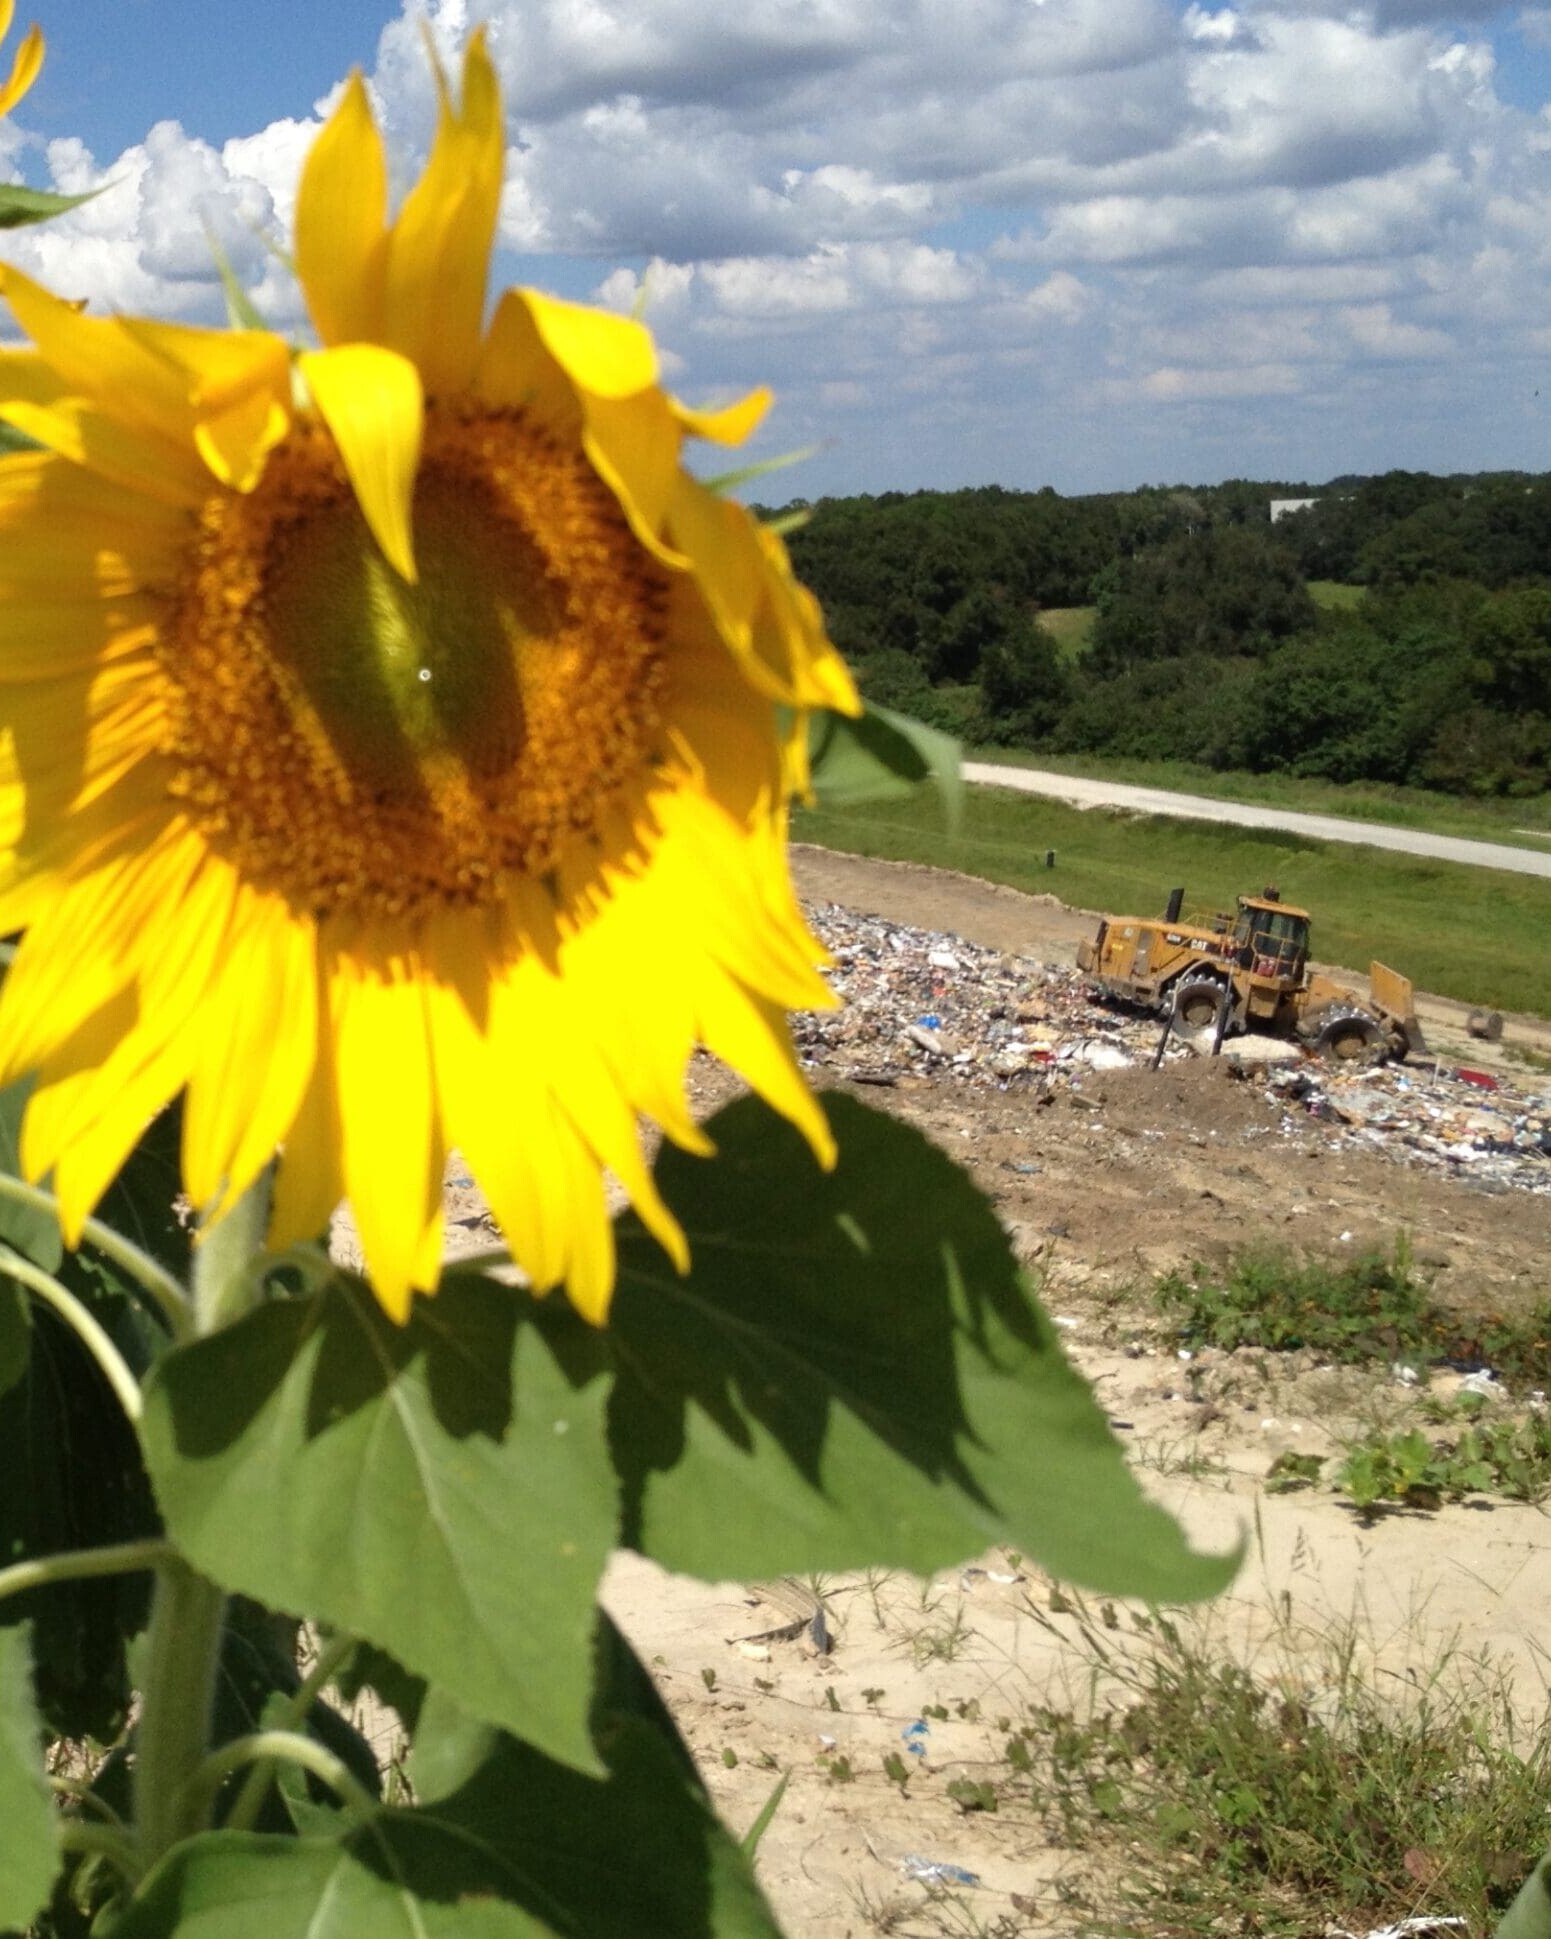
<box><xmin>5</xmin><ymin>1</ymin><xmax>1551</xmax><ymax>501</ymax></box>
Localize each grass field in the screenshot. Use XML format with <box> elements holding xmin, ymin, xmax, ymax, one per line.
<box><xmin>1307</xmin><ymin>579</ymin><xmax>1368</xmax><ymax>610</ymax></box>
<box><xmin>794</xmin><ymin>785</ymin><xmax>1551</xmax><ymax>1016</ymax></box>
<box><xmin>973</xmin><ymin>747</ymin><xmax>1551</xmax><ymax>846</ymax></box>
<box><xmin>1038</xmin><ymin>605</ymin><xmax>1095</xmax><ymax>661</ymax></box>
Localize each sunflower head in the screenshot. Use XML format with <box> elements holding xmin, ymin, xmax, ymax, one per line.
<box><xmin>0</xmin><ymin>31</ymin><xmax>858</xmax><ymax>1325</ymax></box>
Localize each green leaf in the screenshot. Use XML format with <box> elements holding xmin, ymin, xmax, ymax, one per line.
<box><xmin>805</xmin><ymin>700</ymin><xmax>962</xmax><ymax>825</ymax></box>
<box><xmin>1498</xmin><ymin>1854</ymin><xmax>1551</xmax><ymax>1939</ymax></box>
<box><xmin>141</xmin><ymin>1274</ymin><xmax>617</xmax><ymax>1772</ymax></box>
<box><xmin>0</xmin><ymin>1625</ymin><xmax>60</xmax><ymax>1931</ymax></box>
<box><xmin>0</xmin><ymin>183</ymin><xmax>105</xmax><ymax>228</ymax></box>
<box><xmin>109</xmin><ymin>1634</ymin><xmax>782</xmax><ymax>1938</ymax></box>
<box><xmin>611</xmin><ymin>1093</ymin><xmax>1238</xmax><ymax>1603</ymax></box>
<box><xmin>0</xmin><ymin>1077</ymin><xmax>63</xmax><ymax>1270</ymax></box>
<box><xmin>0</xmin><ymin>1303</ymin><xmax>159</xmax><ymax>1739</ymax></box>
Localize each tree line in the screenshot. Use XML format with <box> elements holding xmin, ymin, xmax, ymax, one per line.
<box><xmin>775</xmin><ymin>471</ymin><xmax>1551</xmax><ymax>797</ymax></box>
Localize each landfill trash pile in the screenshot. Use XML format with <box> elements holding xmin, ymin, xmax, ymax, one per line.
<box><xmin>798</xmin><ymin>900</ymin><xmax>1551</xmax><ymax>1199</ymax></box>
<box><xmin>795</xmin><ymin>900</ymin><xmax>1151</xmax><ymax>1088</ymax></box>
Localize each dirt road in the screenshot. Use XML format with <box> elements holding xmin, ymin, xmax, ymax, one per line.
<box><xmin>963</xmin><ymin>759</ymin><xmax>1551</xmax><ymax>880</ymax></box>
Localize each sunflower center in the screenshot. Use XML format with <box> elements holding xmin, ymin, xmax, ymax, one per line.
<box><xmin>157</xmin><ymin>408</ymin><xmax>671</xmax><ymax>921</ymax></box>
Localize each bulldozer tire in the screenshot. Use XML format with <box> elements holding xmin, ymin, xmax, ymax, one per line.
<box><xmin>1307</xmin><ymin>1006</ymin><xmax>1386</xmax><ymax>1064</ymax></box>
<box><xmin>1173</xmin><ymin>975</ymin><xmax>1231</xmax><ymax>1033</ymax></box>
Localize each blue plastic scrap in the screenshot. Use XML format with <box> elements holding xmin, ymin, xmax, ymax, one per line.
<box><xmin>901</xmin><ymin>1855</ymin><xmax>982</xmax><ymax>1889</ymax></box>
<box><xmin>900</xmin><ymin>1720</ymin><xmax>930</xmax><ymax>1758</ymax></box>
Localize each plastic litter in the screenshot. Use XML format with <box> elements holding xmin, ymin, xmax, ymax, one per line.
<box><xmin>1325</xmin><ymin>1919</ymin><xmax>1466</xmax><ymax>1939</ymax></box>
<box><xmin>901</xmin><ymin>1720</ymin><xmax>930</xmax><ymax>1759</ymax></box>
<box><xmin>901</xmin><ymin>1856</ymin><xmax>981</xmax><ymax>1889</ymax></box>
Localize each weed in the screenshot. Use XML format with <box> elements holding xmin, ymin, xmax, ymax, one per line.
<box><xmin>946</xmin><ymin>1776</ymin><xmax>998</xmax><ymax>1814</ymax></box>
<box><xmin>699</xmin><ymin>1666</ymin><xmax>718</xmax><ymax>1693</ymax></box>
<box><xmin>1265</xmin><ymin>1449</ymin><xmax>1324</xmax><ymax>1492</ymax></box>
<box><xmin>1157</xmin><ymin>1243</ymin><xmax>1551</xmax><ymax>1393</ymax></box>
<box><xmin>994</xmin><ymin>1608</ymin><xmax>1551</xmax><ymax>1939</ymax></box>
<box><xmin>823</xmin><ymin>1754</ymin><xmax>855</xmax><ymax>1784</ymax></box>
<box><xmin>899</xmin><ymin>1590</ymin><xmax>976</xmax><ymax>1667</ymax></box>
<box><xmin>1337</xmin><ymin>1406</ymin><xmax>1551</xmax><ymax>1513</ymax></box>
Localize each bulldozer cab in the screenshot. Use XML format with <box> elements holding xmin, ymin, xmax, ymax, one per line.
<box><xmin>1232</xmin><ymin>898</ymin><xmax>1310</xmax><ymax>983</ymax></box>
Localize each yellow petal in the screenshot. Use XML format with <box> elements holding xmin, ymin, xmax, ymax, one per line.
<box><xmin>0</xmin><ymin>22</ymin><xmax>42</xmax><ymax>119</ymax></box>
<box><xmin>295</xmin><ymin>71</ymin><xmax>388</xmax><ymax>348</ymax></box>
<box><xmin>381</xmin><ymin>29</ymin><xmax>503</xmax><ymax>396</ymax></box>
<box><xmin>672</xmin><ymin>388</ymin><xmax>771</xmax><ymax>445</ymax></box>
<box><xmin>0</xmin><ymin>267</ymin><xmax>195</xmax><ymax>447</ymax></box>
<box><xmin>117</xmin><ymin>317</ymin><xmax>292</xmax><ymax>490</ymax></box>
<box><xmin>182</xmin><ymin>888</ymin><xmax>319</xmax><ymax>1216</ymax></box>
<box><xmin>580</xmin><ymin>388</ymin><xmax>689</xmax><ymax>568</ymax></box>
<box><xmin>0</xmin><ymin>384</ymin><xmax>208</xmax><ymax>505</ymax></box>
<box><xmin>332</xmin><ymin>948</ymin><xmax>443</xmax><ymax>1321</ymax></box>
<box><xmin>269</xmin><ymin>1043</ymin><xmax>344</xmax><ymax>1252</ymax></box>
<box><xmin>518</xmin><ymin>289</ymin><xmax>658</xmax><ymax>399</ymax></box>
<box><xmin>299</xmin><ymin>343</ymin><xmax>422</xmax><ymax>582</ymax></box>
<box><xmin>473</xmin><ymin>288</ymin><xmax>583</xmax><ymax>426</ymax></box>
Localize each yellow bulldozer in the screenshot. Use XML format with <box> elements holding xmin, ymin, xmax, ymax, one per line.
<box><xmin>1075</xmin><ymin>886</ymin><xmax>1429</xmax><ymax>1063</ymax></box>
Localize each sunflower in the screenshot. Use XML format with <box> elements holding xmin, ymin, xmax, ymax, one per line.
<box><xmin>0</xmin><ymin>32</ymin><xmax>857</xmax><ymax>1323</ymax></box>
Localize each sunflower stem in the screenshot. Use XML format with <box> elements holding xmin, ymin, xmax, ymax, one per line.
<box><xmin>132</xmin><ymin>1555</ymin><xmax>228</xmax><ymax>1867</ymax></box>
<box><xmin>187</xmin><ymin>1729</ymin><xmax>379</xmax><ymax>1831</ymax></box>
<box><xmin>223</xmin><ymin>1630</ymin><xmax>359</xmax><ymax>1833</ymax></box>
<box><xmin>134</xmin><ymin>1170</ymin><xmax>274</xmax><ymax>1865</ymax></box>
<box><xmin>0</xmin><ymin>1537</ymin><xmax>173</xmax><ymax>1609</ymax></box>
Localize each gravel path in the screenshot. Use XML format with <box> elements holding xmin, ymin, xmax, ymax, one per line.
<box><xmin>963</xmin><ymin>761</ymin><xmax>1551</xmax><ymax>879</ymax></box>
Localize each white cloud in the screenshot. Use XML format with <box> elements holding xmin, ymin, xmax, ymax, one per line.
<box><xmin>0</xmin><ymin>0</ymin><xmax>1546</xmax><ymax>494</ymax></box>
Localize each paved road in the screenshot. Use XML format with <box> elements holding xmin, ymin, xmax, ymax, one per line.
<box><xmin>962</xmin><ymin>762</ymin><xmax>1551</xmax><ymax>881</ymax></box>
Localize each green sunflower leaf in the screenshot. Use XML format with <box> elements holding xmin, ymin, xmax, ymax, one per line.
<box><xmin>140</xmin><ymin>1274</ymin><xmax>616</xmax><ymax>1774</ymax></box>
<box><xmin>1498</xmin><ymin>1853</ymin><xmax>1551</xmax><ymax>1939</ymax></box>
<box><xmin>805</xmin><ymin>699</ymin><xmax>962</xmax><ymax>826</ymax></box>
<box><xmin>0</xmin><ymin>1625</ymin><xmax>60</xmax><ymax>1932</ymax></box>
<box><xmin>107</xmin><ymin>1626</ymin><xmax>781</xmax><ymax>1939</ymax></box>
<box><xmin>611</xmin><ymin>1091</ymin><xmax>1239</xmax><ymax>1604</ymax></box>
<box><xmin>0</xmin><ymin>1301</ymin><xmax>159</xmax><ymax>1740</ymax></box>
<box><xmin>0</xmin><ymin>1077</ymin><xmax>63</xmax><ymax>1271</ymax></box>
<box><xmin>0</xmin><ymin>182</ymin><xmax>105</xmax><ymax>228</ymax></box>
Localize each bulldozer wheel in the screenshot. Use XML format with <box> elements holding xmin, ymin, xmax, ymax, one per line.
<box><xmin>1308</xmin><ymin>1007</ymin><xmax>1386</xmax><ymax>1064</ymax></box>
<box><xmin>1173</xmin><ymin>975</ymin><xmax>1230</xmax><ymax>1033</ymax></box>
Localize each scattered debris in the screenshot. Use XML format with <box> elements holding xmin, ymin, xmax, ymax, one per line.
<box><xmin>900</xmin><ymin>1855</ymin><xmax>982</xmax><ymax>1889</ymax></box>
<box><xmin>738</xmin><ymin>1578</ymin><xmax>834</xmax><ymax>1655</ymax></box>
<box><xmin>793</xmin><ymin>900</ymin><xmax>1548</xmax><ymax>1199</ymax></box>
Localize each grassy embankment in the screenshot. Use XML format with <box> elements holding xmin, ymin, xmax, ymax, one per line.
<box><xmin>793</xmin><ymin>784</ymin><xmax>1551</xmax><ymax>1017</ymax></box>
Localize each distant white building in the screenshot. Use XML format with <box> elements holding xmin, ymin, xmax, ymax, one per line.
<box><xmin>1269</xmin><ymin>497</ymin><xmax>1319</xmax><ymax>521</ymax></box>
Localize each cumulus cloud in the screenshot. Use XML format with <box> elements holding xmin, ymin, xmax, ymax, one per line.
<box><xmin>0</xmin><ymin>0</ymin><xmax>1547</xmax><ymax>493</ymax></box>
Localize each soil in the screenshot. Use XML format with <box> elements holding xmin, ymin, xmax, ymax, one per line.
<box><xmin>596</xmin><ymin>848</ymin><xmax>1551</xmax><ymax>1939</ymax></box>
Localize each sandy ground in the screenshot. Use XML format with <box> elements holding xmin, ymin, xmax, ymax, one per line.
<box><xmin>599</xmin><ymin>848</ymin><xmax>1551</xmax><ymax>1939</ymax></box>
